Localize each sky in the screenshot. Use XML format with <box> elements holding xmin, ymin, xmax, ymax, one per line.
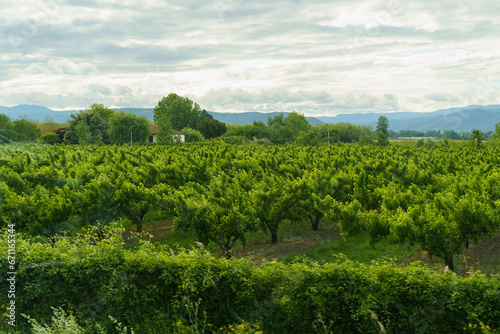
<box><xmin>1</xmin><ymin>0</ymin><xmax>500</xmax><ymax>116</ymax></box>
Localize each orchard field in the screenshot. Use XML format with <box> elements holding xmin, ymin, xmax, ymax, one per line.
<box><xmin>1</xmin><ymin>142</ymin><xmax>500</xmax><ymax>333</ymax></box>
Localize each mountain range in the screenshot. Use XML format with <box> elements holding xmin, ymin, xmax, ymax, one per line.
<box><xmin>1</xmin><ymin>104</ymin><xmax>499</xmax><ymax>132</ymax></box>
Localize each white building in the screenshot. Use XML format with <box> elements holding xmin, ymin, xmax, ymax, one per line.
<box><xmin>148</xmin><ymin>124</ymin><xmax>185</xmax><ymax>143</ymax></box>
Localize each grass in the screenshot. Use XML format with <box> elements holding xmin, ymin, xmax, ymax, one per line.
<box><xmin>126</xmin><ymin>217</ymin><xmax>500</xmax><ymax>275</ymax></box>
<box><xmin>399</xmin><ymin>233</ymin><xmax>500</xmax><ymax>276</ymax></box>
<box><xmin>281</xmin><ymin>231</ymin><xmax>417</xmax><ymax>265</ymax></box>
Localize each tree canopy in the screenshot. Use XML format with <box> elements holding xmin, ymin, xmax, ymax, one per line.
<box><xmin>108</xmin><ymin>111</ymin><xmax>151</xmax><ymax>145</ymax></box>
<box><xmin>64</xmin><ymin>103</ymin><xmax>115</xmax><ymax>144</ymax></box>
<box><xmin>154</xmin><ymin>93</ymin><xmax>202</xmax><ymax>131</ymax></box>
<box><xmin>376</xmin><ymin>116</ymin><xmax>390</xmax><ymax>146</ymax></box>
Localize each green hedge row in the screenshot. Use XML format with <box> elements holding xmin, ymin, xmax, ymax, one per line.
<box><xmin>1</xmin><ymin>232</ymin><xmax>499</xmax><ymax>333</ymax></box>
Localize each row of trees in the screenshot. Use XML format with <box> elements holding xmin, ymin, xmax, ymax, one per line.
<box><xmin>0</xmin><ymin>94</ymin><xmax>229</xmax><ymax>146</ymax></box>
<box><xmin>391</xmin><ymin>128</ymin><xmax>499</xmax><ymax>140</ymax></box>
<box><xmin>53</xmin><ymin>95</ymin><xmax>228</xmax><ymax>145</ymax></box>
<box><xmin>2</xmin><ymin>98</ymin><xmax>499</xmax><ymax>146</ymax></box>
<box><xmin>0</xmin><ymin>114</ymin><xmax>42</xmax><ymax>143</ymax></box>
<box><xmin>222</xmin><ymin>112</ymin><xmax>378</xmax><ymax>145</ymax></box>
<box><xmin>1</xmin><ymin>144</ymin><xmax>499</xmax><ymax>269</ymax></box>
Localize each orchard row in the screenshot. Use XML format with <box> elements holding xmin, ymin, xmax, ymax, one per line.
<box><xmin>0</xmin><ymin>143</ymin><xmax>499</xmax><ymax>269</ymax></box>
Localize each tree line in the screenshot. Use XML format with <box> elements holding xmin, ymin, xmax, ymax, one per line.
<box><xmin>2</xmin><ymin>96</ymin><xmax>499</xmax><ymax>146</ymax></box>
<box><xmin>0</xmin><ymin>94</ymin><xmax>228</xmax><ymax>145</ymax></box>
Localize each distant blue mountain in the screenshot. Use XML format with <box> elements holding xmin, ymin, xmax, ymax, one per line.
<box><xmin>0</xmin><ymin>105</ymin><xmax>76</xmax><ymax>123</ymax></box>
<box><xmin>316</xmin><ymin>105</ymin><xmax>500</xmax><ymax>132</ymax></box>
<box><xmin>1</xmin><ymin>104</ymin><xmax>499</xmax><ymax>132</ymax></box>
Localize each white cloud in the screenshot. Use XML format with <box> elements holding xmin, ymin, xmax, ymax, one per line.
<box><xmin>0</xmin><ymin>0</ymin><xmax>499</xmax><ymax>114</ymax></box>
<box><xmin>46</xmin><ymin>59</ymin><xmax>99</xmax><ymax>75</ymax></box>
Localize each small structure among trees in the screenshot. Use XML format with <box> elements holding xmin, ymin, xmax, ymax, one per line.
<box><xmin>148</xmin><ymin>124</ymin><xmax>185</xmax><ymax>143</ymax></box>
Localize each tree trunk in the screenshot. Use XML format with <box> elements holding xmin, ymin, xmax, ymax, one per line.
<box><xmin>444</xmin><ymin>254</ymin><xmax>454</xmax><ymax>272</ymax></box>
<box><xmin>218</xmin><ymin>235</ymin><xmax>234</xmax><ymax>259</ymax></box>
<box><xmin>271</xmin><ymin>230</ymin><xmax>278</xmax><ymax>245</ymax></box>
<box><xmin>309</xmin><ymin>212</ymin><xmax>322</xmax><ymax>232</ymax></box>
<box><xmin>135</xmin><ymin>218</ymin><xmax>143</xmax><ymax>233</ymax></box>
<box><xmin>219</xmin><ymin>243</ymin><xmax>232</xmax><ymax>259</ymax></box>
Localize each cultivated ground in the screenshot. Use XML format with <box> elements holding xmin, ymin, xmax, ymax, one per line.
<box><xmin>124</xmin><ymin>218</ymin><xmax>500</xmax><ymax>276</ymax></box>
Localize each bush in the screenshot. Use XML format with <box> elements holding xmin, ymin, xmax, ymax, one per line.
<box><xmin>39</xmin><ymin>132</ymin><xmax>61</xmax><ymax>145</ymax></box>
<box><xmin>1</xmin><ymin>230</ymin><xmax>499</xmax><ymax>334</ymax></box>
<box><xmin>181</xmin><ymin>127</ymin><xmax>205</xmax><ymax>142</ymax></box>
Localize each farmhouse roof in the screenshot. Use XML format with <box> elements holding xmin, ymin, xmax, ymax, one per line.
<box><xmin>150</xmin><ymin>124</ymin><xmax>184</xmax><ymax>136</ymax></box>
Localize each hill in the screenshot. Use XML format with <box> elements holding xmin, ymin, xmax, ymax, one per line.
<box><xmin>1</xmin><ymin>104</ymin><xmax>499</xmax><ymax>131</ymax></box>
<box><xmin>316</xmin><ymin>105</ymin><xmax>500</xmax><ymax>132</ymax></box>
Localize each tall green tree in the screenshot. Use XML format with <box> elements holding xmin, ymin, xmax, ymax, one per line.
<box><xmin>174</xmin><ymin>172</ymin><xmax>258</xmax><ymax>257</ymax></box>
<box><xmin>197</xmin><ymin>117</ymin><xmax>227</xmax><ymax>139</ymax></box>
<box><xmin>376</xmin><ymin>116</ymin><xmax>390</xmax><ymax>146</ymax></box>
<box><xmin>252</xmin><ymin>174</ymin><xmax>304</xmax><ymax>244</ymax></box>
<box><xmin>75</xmin><ymin>122</ymin><xmax>92</xmax><ymax>145</ymax></box>
<box><xmin>493</xmin><ymin>122</ymin><xmax>500</xmax><ymax>140</ymax></box>
<box><xmin>470</xmin><ymin>129</ymin><xmax>484</xmax><ymax>148</ymax></box>
<box><xmin>264</xmin><ymin>114</ymin><xmax>295</xmax><ymax>144</ymax></box>
<box><xmin>0</xmin><ymin>114</ymin><xmax>15</xmax><ymax>143</ymax></box>
<box><xmin>153</xmin><ymin>93</ymin><xmax>201</xmax><ymax>130</ymax></box>
<box><xmin>156</xmin><ymin>115</ymin><xmax>175</xmax><ymax>144</ymax></box>
<box><xmin>108</xmin><ymin>111</ymin><xmax>151</xmax><ymax>145</ymax></box>
<box><xmin>284</xmin><ymin>111</ymin><xmax>310</xmax><ymax>136</ymax></box>
<box><xmin>12</xmin><ymin>119</ymin><xmax>42</xmax><ymax>141</ymax></box>
<box><xmin>64</xmin><ymin>104</ymin><xmax>114</xmax><ymax>144</ymax></box>
<box><xmin>153</xmin><ymin>93</ymin><xmax>180</xmax><ymax>123</ymax></box>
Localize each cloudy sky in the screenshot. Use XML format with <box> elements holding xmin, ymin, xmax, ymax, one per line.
<box><xmin>1</xmin><ymin>0</ymin><xmax>499</xmax><ymax>116</ymax></box>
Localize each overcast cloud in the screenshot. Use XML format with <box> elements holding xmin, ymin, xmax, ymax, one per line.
<box><xmin>1</xmin><ymin>0</ymin><xmax>499</xmax><ymax>115</ymax></box>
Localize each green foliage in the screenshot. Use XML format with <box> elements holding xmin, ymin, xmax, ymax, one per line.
<box><xmin>398</xmin><ymin>129</ymin><xmax>425</xmax><ymax>137</ymax></box>
<box><xmin>108</xmin><ymin>111</ymin><xmax>151</xmax><ymax>145</ymax></box>
<box><xmin>39</xmin><ymin>132</ymin><xmax>61</xmax><ymax>145</ymax></box>
<box><xmin>154</xmin><ymin>93</ymin><xmax>202</xmax><ymax>131</ymax></box>
<box><xmin>174</xmin><ymin>172</ymin><xmax>258</xmax><ymax>257</ymax></box>
<box><xmin>1</xmin><ymin>143</ymin><xmax>499</xmax><ymax>272</ymax></box>
<box><xmin>376</xmin><ymin>116</ymin><xmax>390</xmax><ymax>146</ymax></box>
<box><xmin>308</xmin><ymin>122</ymin><xmax>373</xmax><ymax>144</ymax></box>
<box><xmin>377</xmin><ymin>130</ymin><xmax>390</xmax><ymax>146</ymax></box>
<box><xmin>12</xmin><ymin>119</ymin><xmax>42</xmax><ymax>141</ymax></box>
<box><xmin>470</xmin><ymin>129</ymin><xmax>484</xmax><ymax>148</ymax></box>
<box><xmin>284</xmin><ymin>111</ymin><xmax>310</xmax><ymax>134</ymax></box>
<box><xmin>24</xmin><ymin>307</ymin><xmax>84</xmax><ymax>334</ymax></box>
<box><xmin>493</xmin><ymin>122</ymin><xmax>500</xmax><ymax>141</ymax></box>
<box><xmin>197</xmin><ymin>117</ymin><xmax>227</xmax><ymax>139</ymax></box>
<box><xmin>0</xmin><ymin>114</ymin><xmax>15</xmax><ymax>143</ymax></box>
<box><xmin>75</xmin><ymin>122</ymin><xmax>92</xmax><ymax>145</ymax></box>
<box><xmin>153</xmin><ymin>93</ymin><xmax>180</xmax><ymax>123</ymax></box>
<box><xmin>252</xmin><ymin>173</ymin><xmax>305</xmax><ymax>244</ymax></box>
<box><xmin>156</xmin><ymin>115</ymin><xmax>175</xmax><ymax>144</ymax></box>
<box><xmin>442</xmin><ymin>130</ymin><xmax>461</xmax><ymax>140</ymax></box>
<box><xmin>376</xmin><ymin>116</ymin><xmax>389</xmax><ymax>135</ymax></box>
<box><xmin>64</xmin><ymin>103</ymin><xmax>114</xmax><ymax>144</ymax></box>
<box><xmin>2</xmin><ymin>231</ymin><xmax>499</xmax><ymax>334</ymax></box>
<box><xmin>181</xmin><ymin>127</ymin><xmax>205</xmax><ymax>142</ymax></box>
